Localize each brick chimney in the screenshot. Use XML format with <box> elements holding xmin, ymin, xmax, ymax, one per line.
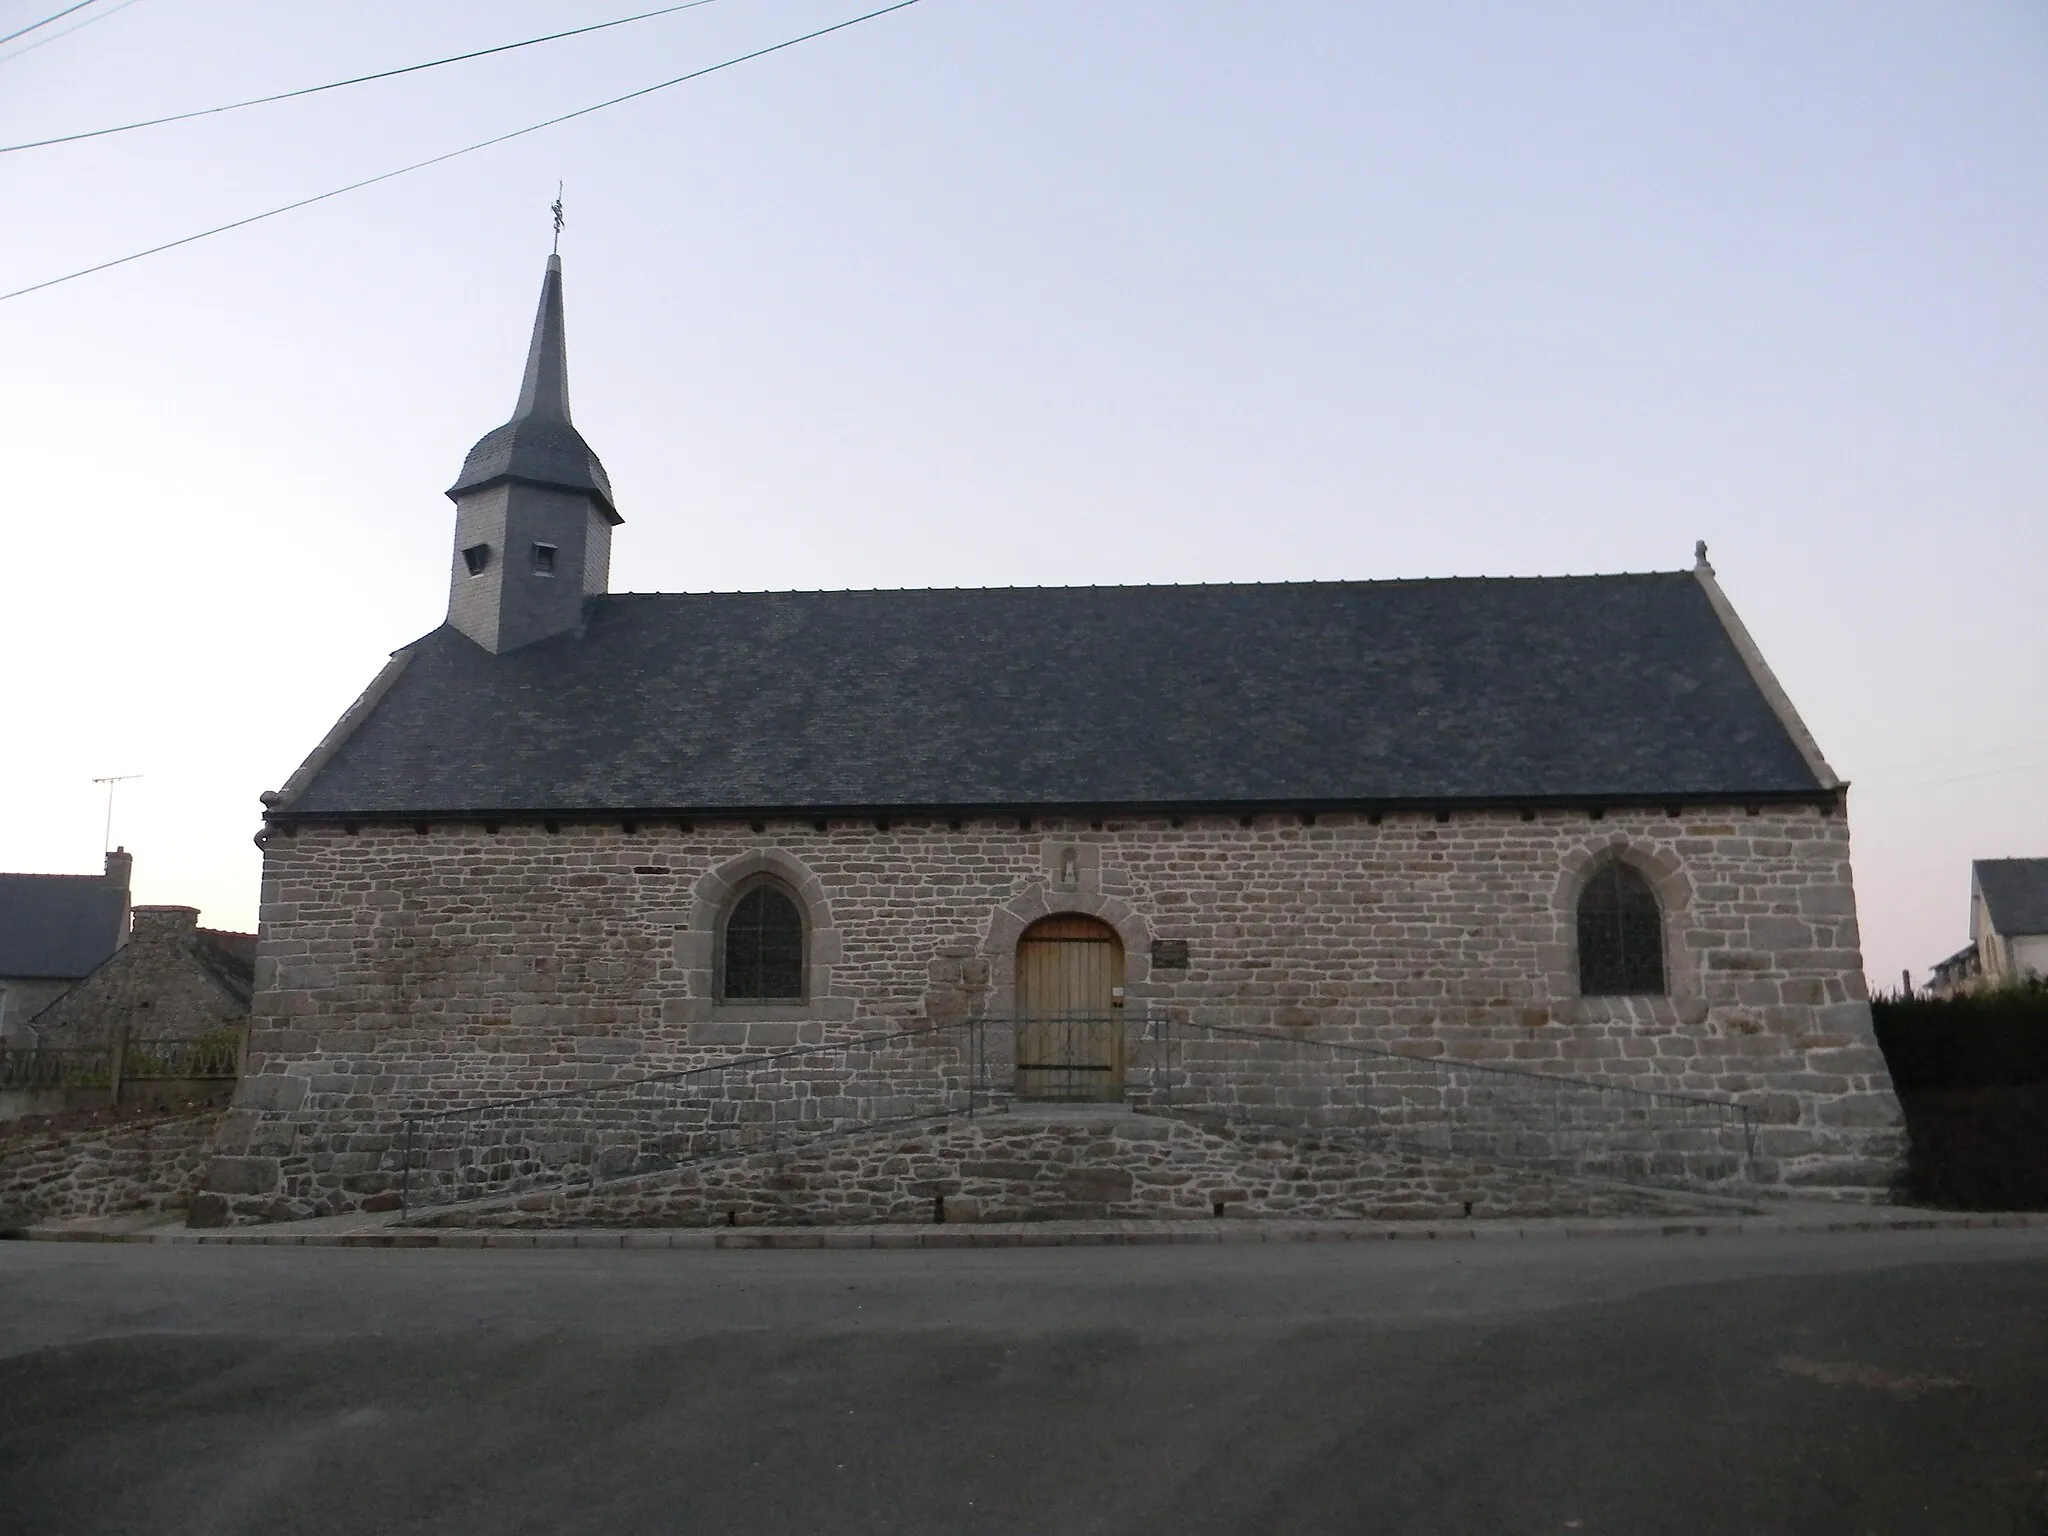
<box><xmin>104</xmin><ymin>847</ymin><xmax>134</xmax><ymax>949</ymax></box>
<box><xmin>129</xmin><ymin>905</ymin><xmax>200</xmax><ymax>945</ymax></box>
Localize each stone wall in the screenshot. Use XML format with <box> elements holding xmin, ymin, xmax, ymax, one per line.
<box><xmin>208</xmin><ymin>805</ymin><xmax>1903</xmax><ymax>1221</ymax></box>
<box><xmin>0</xmin><ymin>1110</ymin><xmax>219</xmax><ymax>1226</ymax></box>
<box><xmin>0</xmin><ymin>978</ymin><xmax>73</xmax><ymax>1044</ymax></box>
<box><xmin>413</xmin><ymin>1108</ymin><xmax>1708</xmax><ymax>1230</ymax></box>
<box><xmin>31</xmin><ymin>907</ymin><xmax>250</xmax><ymax>1047</ymax></box>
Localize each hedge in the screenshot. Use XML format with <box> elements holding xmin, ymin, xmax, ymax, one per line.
<box><xmin>1869</xmin><ymin>979</ymin><xmax>2048</xmax><ymax>1092</ymax></box>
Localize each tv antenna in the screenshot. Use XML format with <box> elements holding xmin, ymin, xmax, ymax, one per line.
<box><xmin>92</xmin><ymin>773</ymin><xmax>141</xmax><ymax>851</ymax></box>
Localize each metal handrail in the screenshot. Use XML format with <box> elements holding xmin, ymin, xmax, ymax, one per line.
<box><xmin>1141</xmin><ymin>1011</ymin><xmax>1757</xmax><ymax>1195</ymax></box>
<box><xmin>398</xmin><ymin>1017</ymin><xmax>993</xmax><ymax>1214</ymax></box>
<box><xmin>401</xmin><ymin>1019</ymin><xmax>984</xmax><ymax>1122</ymax></box>
<box><xmin>1151</xmin><ymin>1015</ymin><xmax>1745</xmax><ymax>1113</ymax></box>
<box><xmin>392</xmin><ymin>1004</ymin><xmax>1761</xmax><ymax>1215</ymax></box>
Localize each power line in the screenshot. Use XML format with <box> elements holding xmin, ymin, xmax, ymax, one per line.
<box><xmin>0</xmin><ymin>0</ymin><xmax>926</xmax><ymax>305</ymax></box>
<box><xmin>0</xmin><ymin>0</ymin><xmax>98</xmax><ymax>49</ymax></box>
<box><xmin>1850</xmin><ymin>759</ymin><xmax>2048</xmax><ymax>794</ymax></box>
<box><xmin>1851</xmin><ymin>735</ymin><xmax>2048</xmax><ymax>778</ymax></box>
<box><xmin>2</xmin><ymin>0</ymin><xmax>725</xmax><ymax>153</ymax></box>
<box><xmin>0</xmin><ymin>0</ymin><xmax>143</xmax><ymax>65</ymax></box>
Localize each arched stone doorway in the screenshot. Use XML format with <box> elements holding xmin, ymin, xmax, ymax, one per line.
<box><xmin>1015</xmin><ymin>914</ymin><xmax>1125</xmax><ymax>1101</ymax></box>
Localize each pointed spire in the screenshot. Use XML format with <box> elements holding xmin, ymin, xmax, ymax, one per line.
<box><xmin>448</xmin><ymin>253</ymin><xmax>617</xmax><ymax>521</ymax></box>
<box><xmin>512</xmin><ymin>254</ymin><xmax>572</xmax><ymax>422</ymax></box>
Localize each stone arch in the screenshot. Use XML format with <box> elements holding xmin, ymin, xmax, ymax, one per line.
<box><xmin>1551</xmin><ymin>835</ymin><xmax>1697</xmax><ymax>1006</ymax></box>
<box><xmin>677</xmin><ymin>849</ymin><xmax>845</xmax><ymax>1011</ymax></box>
<box><xmin>979</xmin><ymin>885</ymin><xmax>1152</xmax><ymax>1016</ymax></box>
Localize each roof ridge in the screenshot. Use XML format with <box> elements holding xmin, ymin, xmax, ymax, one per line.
<box><xmin>591</xmin><ymin>570</ymin><xmax>1697</xmax><ymax>600</ymax></box>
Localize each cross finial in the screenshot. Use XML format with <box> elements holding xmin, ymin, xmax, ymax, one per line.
<box><xmin>551</xmin><ymin>182</ymin><xmax>565</xmax><ymax>255</ymax></box>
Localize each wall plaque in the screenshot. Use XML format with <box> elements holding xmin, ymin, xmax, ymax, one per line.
<box><xmin>1151</xmin><ymin>939</ymin><xmax>1190</xmax><ymax>970</ymax></box>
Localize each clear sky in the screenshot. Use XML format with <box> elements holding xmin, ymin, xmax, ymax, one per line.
<box><xmin>1</xmin><ymin>0</ymin><xmax>2042</xmax><ymax>991</ymax></box>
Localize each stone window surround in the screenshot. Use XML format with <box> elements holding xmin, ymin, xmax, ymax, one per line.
<box><xmin>676</xmin><ymin>849</ymin><xmax>851</xmax><ymax>1023</ymax></box>
<box><xmin>978</xmin><ymin>885</ymin><xmax>1153</xmax><ymax>1018</ymax></box>
<box><xmin>1551</xmin><ymin>836</ymin><xmax>1697</xmax><ymax>1010</ymax></box>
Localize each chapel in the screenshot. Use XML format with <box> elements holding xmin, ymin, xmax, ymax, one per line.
<box><xmin>199</xmin><ymin>255</ymin><xmax>1903</xmax><ymax>1225</ymax></box>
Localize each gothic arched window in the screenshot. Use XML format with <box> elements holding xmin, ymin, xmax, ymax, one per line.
<box><xmin>1576</xmin><ymin>861</ymin><xmax>1666</xmax><ymax>996</ymax></box>
<box><xmin>720</xmin><ymin>882</ymin><xmax>806</xmax><ymax>1002</ymax></box>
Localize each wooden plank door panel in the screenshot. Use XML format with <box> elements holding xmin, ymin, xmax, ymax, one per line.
<box><xmin>1016</xmin><ymin>916</ymin><xmax>1124</xmax><ymax>1101</ymax></box>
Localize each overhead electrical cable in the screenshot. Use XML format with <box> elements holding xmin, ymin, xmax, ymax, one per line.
<box><xmin>2</xmin><ymin>0</ymin><xmax>725</xmax><ymax>152</ymax></box>
<box><xmin>0</xmin><ymin>0</ymin><xmax>925</xmax><ymax>305</ymax></box>
<box><xmin>1851</xmin><ymin>735</ymin><xmax>2048</xmax><ymax>777</ymax></box>
<box><xmin>0</xmin><ymin>0</ymin><xmax>143</xmax><ymax>64</ymax></box>
<box><xmin>0</xmin><ymin>0</ymin><xmax>100</xmax><ymax>48</ymax></box>
<box><xmin>1849</xmin><ymin>760</ymin><xmax>2048</xmax><ymax>794</ymax></box>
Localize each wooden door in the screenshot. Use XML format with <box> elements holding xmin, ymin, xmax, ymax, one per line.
<box><xmin>1015</xmin><ymin>915</ymin><xmax>1125</xmax><ymax>1101</ymax></box>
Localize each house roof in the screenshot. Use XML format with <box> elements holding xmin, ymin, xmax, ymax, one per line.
<box><xmin>1975</xmin><ymin>859</ymin><xmax>2048</xmax><ymax>937</ymax></box>
<box><xmin>274</xmin><ymin>571</ymin><xmax>1831</xmax><ymax>820</ymax></box>
<box><xmin>194</xmin><ymin>929</ymin><xmax>257</xmax><ymax>1007</ymax></box>
<box><xmin>1931</xmin><ymin>943</ymin><xmax>1980</xmax><ymax>976</ymax></box>
<box><xmin>0</xmin><ymin>874</ymin><xmax>127</xmax><ymax>980</ymax></box>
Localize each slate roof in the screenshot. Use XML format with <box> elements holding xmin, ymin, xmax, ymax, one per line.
<box><xmin>1976</xmin><ymin>859</ymin><xmax>2048</xmax><ymax>937</ymax></box>
<box><xmin>195</xmin><ymin>929</ymin><xmax>258</xmax><ymax>1008</ymax></box>
<box><xmin>276</xmin><ymin>572</ymin><xmax>1829</xmax><ymax>819</ymax></box>
<box><xmin>0</xmin><ymin>874</ymin><xmax>127</xmax><ymax>979</ymax></box>
<box><xmin>446</xmin><ymin>253</ymin><xmax>617</xmax><ymax>520</ymax></box>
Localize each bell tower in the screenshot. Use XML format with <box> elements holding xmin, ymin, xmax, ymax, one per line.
<box><xmin>444</xmin><ymin>254</ymin><xmax>621</xmax><ymax>654</ymax></box>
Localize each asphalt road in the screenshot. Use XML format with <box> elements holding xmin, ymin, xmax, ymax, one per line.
<box><xmin>3</xmin><ymin>1230</ymin><xmax>2046</xmax><ymax>1535</ymax></box>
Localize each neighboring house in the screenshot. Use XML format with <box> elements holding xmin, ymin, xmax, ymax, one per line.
<box><xmin>30</xmin><ymin>906</ymin><xmax>255</xmax><ymax>1047</ymax></box>
<box><xmin>0</xmin><ymin>850</ymin><xmax>132</xmax><ymax>1044</ymax></box>
<box><xmin>1968</xmin><ymin>859</ymin><xmax>2048</xmax><ymax>989</ymax></box>
<box><xmin>1927</xmin><ymin>942</ymin><xmax>1981</xmax><ymax>999</ymax></box>
<box><xmin>202</xmin><ymin>253</ymin><xmax>1903</xmax><ymax>1224</ymax></box>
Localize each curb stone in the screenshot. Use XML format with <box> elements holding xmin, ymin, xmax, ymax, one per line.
<box><xmin>7</xmin><ymin>1208</ymin><xmax>2046</xmax><ymax>1251</ymax></box>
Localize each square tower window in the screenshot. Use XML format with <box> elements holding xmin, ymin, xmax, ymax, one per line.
<box><xmin>461</xmin><ymin>543</ymin><xmax>491</xmax><ymax>576</ymax></box>
<box><xmin>531</xmin><ymin>543</ymin><xmax>557</xmax><ymax>576</ymax></box>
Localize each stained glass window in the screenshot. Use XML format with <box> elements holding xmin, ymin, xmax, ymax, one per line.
<box><xmin>722</xmin><ymin>884</ymin><xmax>805</xmax><ymax>1000</ymax></box>
<box><xmin>1577</xmin><ymin>861</ymin><xmax>1666</xmax><ymax>996</ymax></box>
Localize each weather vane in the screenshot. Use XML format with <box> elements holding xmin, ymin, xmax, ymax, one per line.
<box><xmin>551</xmin><ymin>182</ymin><xmax>565</xmax><ymax>254</ymax></box>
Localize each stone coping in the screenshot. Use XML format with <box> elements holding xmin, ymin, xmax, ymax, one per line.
<box><xmin>8</xmin><ymin>1206</ymin><xmax>2044</xmax><ymax>1250</ymax></box>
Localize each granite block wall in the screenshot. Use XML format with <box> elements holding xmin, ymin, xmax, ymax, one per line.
<box><xmin>204</xmin><ymin>805</ymin><xmax>1903</xmax><ymax>1222</ymax></box>
<box><xmin>413</xmin><ymin>1109</ymin><xmax>1710</xmax><ymax>1230</ymax></box>
<box><xmin>0</xmin><ymin>1110</ymin><xmax>219</xmax><ymax>1225</ymax></box>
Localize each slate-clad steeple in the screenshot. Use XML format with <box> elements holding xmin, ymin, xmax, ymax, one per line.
<box><xmin>513</xmin><ymin>252</ymin><xmax>574</xmax><ymax>419</ymax></box>
<box><xmin>445</xmin><ymin>254</ymin><xmax>621</xmax><ymax>655</ymax></box>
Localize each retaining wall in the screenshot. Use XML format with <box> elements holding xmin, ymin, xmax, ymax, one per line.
<box><xmin>0</xmin><ymin>1110</ymin><xmax>220</xmax><ymax>1226</ymax></box>
<box><xmin>412</xmin><ymin>1109</ymin><xmax>1728</xmax><ymax>1230</ymax></box>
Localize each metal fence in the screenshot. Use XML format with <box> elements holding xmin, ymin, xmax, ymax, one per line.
<box><xmin>0</xmin><ymin>1045</ymin><xmax>111</xmax><ymax>1092</ymax></box>
<box><xmin>0</xmin><ymin>1030</ymin><xmax>243</xmax><ymax>1099</ymax></box>
<box><xmin>1012</xmin><ymin>1012</ymin><xmax>1126</xmax><ymax>1101</ymax></box>
<box><xmin>123</xmin><ymin>1034</ymin><xmax>243</xmax><ymax>1081</ymax></box>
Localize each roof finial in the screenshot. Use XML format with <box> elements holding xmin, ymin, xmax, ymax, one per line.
<box><xmin>551</xmin><ymin>182</ymin><xmax>565</xmax><ymax>256</ymax></box>
<box><xmin>1694</xmin><ymin>539</ymin><xmax>1711</xmax><ymax>574</ymax></box>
